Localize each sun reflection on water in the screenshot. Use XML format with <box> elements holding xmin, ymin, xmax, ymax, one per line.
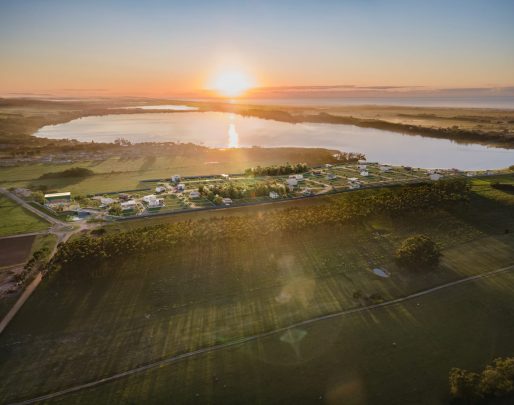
<box><xmin>228</xmin><ymin>122</ymin><xmax>239</xmax><ymax>148</ymax></box>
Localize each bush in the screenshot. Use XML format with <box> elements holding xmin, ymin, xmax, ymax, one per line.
<box><xmin>395</xmin><ymin>234</ymin><xmax>440</xmax><ymax>269</ymax></box>
<box><xmin>449</xmin><ymin>357</ymin><xmax>514</xmax><ymax>402</ymax></box>
<box><xmin>39</xmin><ymin>167</ymin><xmax>94</xmax><ymax>179</ymax></box>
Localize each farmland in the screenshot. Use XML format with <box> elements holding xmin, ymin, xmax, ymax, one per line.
<box><xmin>0</xmin><ymin>178</ymin><xmax>513</xmax><ymax>403</ymax></box>
<box><xmin>0</xmin><ymin>195</ymin><xmax>50</xmax><ymax>237</ymax></box>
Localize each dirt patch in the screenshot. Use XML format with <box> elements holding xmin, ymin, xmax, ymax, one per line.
<box><xmin>0</xmin><ymin>235</ymin><xmax>36</xmax><ymax>267</ymax></box>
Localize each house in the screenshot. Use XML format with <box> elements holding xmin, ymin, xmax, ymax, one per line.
<box><xmin>348</xmin><ymin>182</ymin><xmax>361</xmax><ymax>189</ymax></box>
<box><xmin>120</xmin><ymin>200</ymin><xmax>137</xmax><ymax>211</ymax></box>
<box><xmin>222</xmin><ymin>197</ymin><xmax>233</xmax><ymax>205</ymax></box>
<box><xmin>326</xmin><ymin>173</ymin><xmax>337</xmax><ymax>180</ymax></box>
<box><xmin>155</xmin><ymin>186</ymin><xmax>166</xmax><ymax>194</ymax></box>
<box><xmin>360</xmin><ymin>170</ymin><xmax>369</xmax><ymax>177</ymax></box>
<box><xmin>171</xmin><ymin>175</ymin><xmax>181</xmax><ymax>183</ymax></box>
<box><xmin>221</xmin><ymin>174</ymin><xmax>230</xmax><ymax>180</ymax></box>
<box><xmin>118</xmin><ymin>193</ymin><xmax>130</xmax><ymax>201</ymax></box>
<box><xmin>189</xmin><ymin>190</ymin><xmax>201</xmax><ymax>199</ymax></box>
<box><xmin>99</xmin><ymin>197</ymin><xmax>115</xmax><ymax>206</ymax></box>
<box><xmin>311</xmin><ymin>169</ymin><xmax>323</xmax><ymax>176</ymax></box>
<box><xmin>142</xmin><ymin>195</ymin><xmax>157</xmax><ymax>204</ymax></box>
<box><xmin>295</xmin><ymin>174</ymin><xmax>305</xmax><ymax>181</ymax></box>
<box><xmin>176</xmin><ymin>183</ymin><xmax>185</xmax><ymax>191</ymax></box>
<box><xmin>325</xmin><ymin>163</ymin><xmax>333</xmax><ymax>168</ymax></box>
<box><xmin>358</xmin><ymin>164</ymin><xmax>367</xmax><ymax>170</ymax></box>
<box><xmin>429</xmin><ymin>173</ymin><xmax>443</xmax><ymax>181</ymax></box>
<box><xmin>286</xmin><ymin>178</ymin><xmax>298</xmax><ymax>187</ymax></box>
<box><xmin>347</xmin><ymin>178</ymin><xmax>361</xmax><ymax>189</ymax></box>
<box><xmin>44</xmin><ymin>192</ymin><xmax>71</xmax><ymax>206</ymax></box>
<box><xmin>147</xmin><ymin>198</ymin><xmax>164</xmax><ymax>208</ymax></box>
<box><xmin>269</xmin><ymin>191</ymin><xmax>279</xmax><ymax>199</ymax></box>
<box><xmin>302</xmin><ymin>188</ymin><xmax>312</xmax><ymax>196</ymax></box>
<box><xmin>379</xmin><ymin>165</ymin><xmax>391</xmax><ymax>172</ymax></box>
<box><xmin>466</xmin><ymin>172</ymin><xmax>476</xmax><ymax>177</ymax></box>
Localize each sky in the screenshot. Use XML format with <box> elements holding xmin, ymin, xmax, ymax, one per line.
<box><xmin>1</xmin><ymin>0</ymin><xmax>514</xmax><ymax>98</ymax></box>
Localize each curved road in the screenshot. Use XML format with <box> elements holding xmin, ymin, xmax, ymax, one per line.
<box><xmin>9</xmin><ymin>263</ymin><xmax>514</xmax><ymax>405</ymax></box>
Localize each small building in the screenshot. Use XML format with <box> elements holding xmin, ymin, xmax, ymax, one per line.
<box><xmin>360</xmin><ymin>170</ymin><xmax>369</xmax><ymax>177</ymax></box>
<box><xmin>295</xmin><ymin>174</ymin><xmax>304</xmax><ymax>181</ymax></box>
<box><xmin>118</xmin><ymin>193</ymin><xmax>130</xmax><ymax>201</ymax></box>
<box><xmin>99</xmin><ymin>197</ymin><xmax>115</xmax><ymax>206</ymax></box>
<box><xmin>302</xmin><ymin>188</ymin><xmax>312</xmax><ymax>196</ymax></box>
<box><xmin>171</xmin><ymin>175</ymin><xmax>181</xmax><ymax>183</ymax></box>
<box><xmin>311</xmin><ymin>169</ymin><xmax>323</xmax><ymax>176</ymax></box>
<box><xmin>155</xmin><ymin>186</ymin><xmax>166</xmax><ymax>194</ymax></box>
<box><xmin>348</xmin><ymin>178</ymin><xmax>361</xmax><ymax>189</ymax></box>
<box><xmin>325</xmin><ymin>163</ymin><xmax>333</xmax><ymax>168</ymax></box>
<box><xmin>14</xmin><ymin>188</ymin><xmax>32</xmax><ymax>198</ymax></box>
<box><xmin>189</xmin><ymin>190</ymin><xmax>201</xmax><ymax>199</ymax></box>
<box><xmin>358</xmin><ymin>164</ymin><xmax>367</xmax><ymax>170</ymax></box>
<box><xmin>176</xmin><ymin>183</ymin><xmax>186</xmax><ymax>192</ymax></box>
<box><xmin>222</xmin><ymin>197</ymin><xmax>233</xmax><ymax>205</ymax></box>
<box><xmin>379</xmin><ymin>165</ymin><xmax>391</xmax><ymax>172</ymax></box>
<box><xmin>466</xmin><ymin>172</ymin><xmax>476</xmax><ymax>177</ymax></box>
<box><xmin>269</xmin><ymin>191</ymin><xmax>279</xmax><ymax>199</ymax></box>
<box><xmin>326</xmin><ymin>173</ymin><xmax>337</xmax><ymax>180</ymax></box>
<box><xmin>286</xmin><ymin>178</ymin><xmax>298</xmax><ymax>187</ymax></box>
<box><xmin>142</xmin><ymin>195</ymin><xmax>157</xmax><ymax>204</ymax></box>
<box><xmin>121</xmin><ymin>200</ymin><xmax>137</xmax><ymax>211</ymax></box>
<box><xmin>147</xmin><ymin>198</ymin><xmax>164</xmax><ymax>209</ymax></box>
<box><xmin>221</xmin><ymin>174</ymin><xmax>230</xmax><ymax>180</ymax></box>
<box><xmin>429</xmin><ymin>173</ymin><xmax>443</xmax><ymax>181</ymax></box>
<box><xmin>44</xmin><ymin>192</ymin><xmax>71</xmax><ymax>206</ymax></box>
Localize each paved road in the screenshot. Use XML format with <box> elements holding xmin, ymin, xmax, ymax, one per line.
<box><xmin>9</xmin><ymin>263</ymin><xmax>514</xmax><ymax>405</ymax></box>
<box><xmin>0</xmin><ymin>188</ymin><xmax>64</xmax><ymax>227</ymax></box>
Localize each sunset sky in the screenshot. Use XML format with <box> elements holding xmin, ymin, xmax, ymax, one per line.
<box><xmin>1</xmin><ymin>0</ymin><xmax>513</xmax><ymax>98</ymax></box>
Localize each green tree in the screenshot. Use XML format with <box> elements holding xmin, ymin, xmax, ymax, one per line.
<box><xmin>32</xmin><ymin>191</ymin><xmax>45</xmax><ymax>205</ymax></box>
<box><xmin>449</xmin><ymin>368</ymin><xmax>482</xmax><ymax>401</ymax></box>
<box><xmin>109</xmin><ymin>203</ymin><xmax>122</xmax><ymax>216</ymax></box>
<box><xmin>395</xmin><ymin>234</ymin><xmax>440</xmax><ymax>269</ymax></box>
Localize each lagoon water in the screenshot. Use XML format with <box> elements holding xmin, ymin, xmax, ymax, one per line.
<box><xmin>35</xmin><ymin>112</ymin><xmax>514</xmax><ymax>170</ymax></box>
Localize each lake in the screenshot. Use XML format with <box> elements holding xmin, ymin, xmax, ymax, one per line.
<box><xmin>35</xmin><ymin>112</ymin><xmax>514</xmax><ymax>170</ymax></box>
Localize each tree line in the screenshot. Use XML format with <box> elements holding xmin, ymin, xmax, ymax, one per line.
<box><xmin>47</xmin><ymin>179</ymin><xmax>470</xmax><ymax>279</ymax></box>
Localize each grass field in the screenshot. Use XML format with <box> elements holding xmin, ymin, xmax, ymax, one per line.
<box><xmin>47</xmin><ymin>271</ymin><xmax>514</xmax><ymax>405</ymax></box>
<box><xmin>0</xmin><ymin>195</ymin><xmax>50</xmax><ymax>237</ymax></box>
<box><xmin>0</xmin><ymin>180</ymin><xmax>513</xmax><ymax>403</ymax></box>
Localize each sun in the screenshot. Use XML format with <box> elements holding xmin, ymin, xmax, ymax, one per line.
<box><xmin>211</xmin><ymin>70</ymin><xmax>254</xmax><ymax>98</ymax></box>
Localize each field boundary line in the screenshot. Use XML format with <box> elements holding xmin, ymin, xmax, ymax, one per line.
<box><xmin>9</xmin><ymin>264</ymin><xmax>514</xmax><ymax>405</ymax></box>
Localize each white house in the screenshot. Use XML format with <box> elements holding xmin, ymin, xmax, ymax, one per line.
<box><xmin>189</xmin><ymin>190</ymin><xmax>201</xmax><ymax>199</ymax></box>
<box><xmin>466</xmin><ymin>172</ymin><xmax>476</xmax><ymax>177</ymax></box>
<box><xmin>222</xmin><ymin>197</ymin><xmax>233</xmax><ymax>205</ymax></box>
<box><xmin>302</xmin><ymin>188</ymin><xmax>312</xmax><ymax>196</ymax></box>
<box><xmin>142</xmin><ymin>195</ymin><xmax>157</xmax><ymax>203</ymax></box>
<box><xmin>100</xmin><ymin>197</ymin><xmax>115</xmax><ymax>206</ymax></box>
<box><xmin>171</xmin><ymin>175</ymin><xmax>181</xmax><ymax>183</ymax></box>
<box><xmin>379</xmin><ymin>165</ymin><xmax>391</xmax><ymax>172</ymax></box>
<box><xmin>348</xmin><ymin>178</ymin><xmax>361</xmax><ymax>189</ymax></box>
<box><xmin>221</xmin><ymin>174</ymin><xmax>230</xmax><ymax>180</ymax></box>
<box><xmin>176</xmin><ymin>183</ymin><xmax>186</xmax><ymax>191</ymax></box>
<box><xmin>269</xmin><ymin>191</ymin><xmax>279</xmax><ymax>199</ymax></box>
<box><xmin>429</xmin><ymin>173</ymin><xmax>443</xmax><ymax>181</ymax></box>
<box><xmin>147</xmin><ymin>198</ymin><xmax>164</xmax><ymax>208</ymax></box>
<box><xmin>286</xmin><ymin>178</ymin><xmax>298</xmax><ymax>187</ymax></box>
<box><xmin>325</xmin><ymin>163</ymin><xmax>333</xmax><ymax>168</ymax></box>
<box><xmin>121</xmin><ymin>200</ymin><xmax>137</xmax><ymax>211</ymax></box>
<box><xmin>349</xmin><ymin>182</ymin><xmax>361</xmax><ymax>189</ymax></box>
<box><xmin>155</xmin><ymin>186</ymin><xmax>166</xmax><ymax>194</ymax></box>
<box><xmin>360</xmin><ymin>170</ymin><xmax>369</xmax><ymax>177</ymax></box>
<box><xmin>294</xmin><ymin>174</ymin><xmax>305</xmax><ymax>181</ymax></box>
<box><xmin>358</xmin><ymin>164</ymin><xmax>367</xmax><ymax>170</ymax></box>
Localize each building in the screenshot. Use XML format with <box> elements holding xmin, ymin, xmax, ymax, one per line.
<box><xmin>147</xmin><ymin>198</ymin><xmax>164</xmax><ymax>208</ymax></box>
<box><xmin>326</xmin><ymin>173</ymin><xmax>337</xmax><ymax>180</ymax></box>
<box><xmin>360</xmin><ymin>170</ymin><xmax>369</xmax><ymax>177</ymax></box>
<box><xmin>142</xmin><ymin>195</ymin><xmax>157</xmax><ymax>203</ymax></box>
<box><xmin>44</xmin><ymin>192</ymin><xmax>71</xmax><ymax>206</ymax></box>
<box><xmin>429</xmin><ymin>173</ymin><xmax>443</xmax><ymax>181</ymax></box>
<box><xmin>294</xmin><ymin>174</ymin><xmax>305</xmax><ymax>181</ymax></box>
<box><xmin>221</xmin><ymin>174</ymin><xmax>230</xmax><ymax>180</ymax></box>
<box><xmin>189</xmin><ymin>190</ymin><xmax>201</xmax><ymax>199</ymax></box>
<box><xmin>222</xmin><ymin>197</ymin><xmax>233</xmax><ymax>205</ymax></box>
<box><xmin>14</xmin><ymin>188</ymin><xmax>32</xmax><ymax>198</ymax></box>
<box><xmin>302</xmin><ymin>188</ymin><xmax>312</xmax><ymax>196</ymax></box>
<box><xmin>155</xmin><ymin>186</ymin><xmax>166</xmax><ymax>194</ymax></box>
<box><xmin>176</xmin><ymin>183</ymin><xmax>186</xmax><ymax>191</ymax></box>
<box><xmin>95</xmin><ymin>196</ymin><xmax>115</xmax><ymax>206</ymax></box>
<box><xmin>348</xmin><ymin>178</ymin><xmax>361</xmax><ymax>189</ymax></box>
<box><xmin>118</xmin><ymin>193</ymin><xmax>130</xmax><ymax>201</ymax></box>
<box><xmin>269</xmin><ymin>191</ymin><xmax>279</xmax><ymax>199</ymax></box>
<box><xmin>121</xmin><ymin>200</ymin><xmax>137</xmax><ymax>211</ymax></box>
<box><xmin>325</xmin><ymin>163</ymin><xmax>333</xmax><ymax>168</ymax></box>
<box><xmin>171</xmin><ymin>175</ymin><xmax>181</xmax><ymax>183</ymax></box>
<box><xmin>286</xmin><ymin>178</ymin><xmax>298</xmax><ymax>187</ymax></box>
<box><xmin>358</xmin><ymin>164</ymin><xmax>367</xmax><ymax>170</ymax></box>
<box><xmin>379</xmin><ymin>165</ymin><xmax>391</xmax><ymax>172</ymax></box>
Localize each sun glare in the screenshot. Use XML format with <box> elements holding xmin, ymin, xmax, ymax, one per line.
<box><xmin>211</xmin><ymin>70</ymin><xmax>254</xmax><ymax>98</ymax></box>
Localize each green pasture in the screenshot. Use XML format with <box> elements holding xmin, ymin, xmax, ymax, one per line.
<box><xmin>0</xmin><ymin>195</ymin><xmax>50</xmax><ymax>237</ymax></box>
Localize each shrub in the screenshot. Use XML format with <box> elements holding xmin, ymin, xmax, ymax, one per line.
<box><xmin>395</xmin><ymin>234</ymin><xmax>440</xmax><ymax>269</ymax></box>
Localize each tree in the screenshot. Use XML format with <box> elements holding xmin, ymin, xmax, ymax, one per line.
<box><xmin>449</xmin><ymin>368</ymin><xmax>481</xmax><ymax>401</ymax></box>
<box><xmin>395</xmin><ymin>234</ymin><xmax>440</xmax><ymax>269</ymax></box>
<box><xmin>32</xmin><ymin>191</ymin><xmax>45</xmax><ymax>205</ymax></box>
<box><xmin>108</xmin><ymin>203</ymin><xmax>122</xmax><ymax>216</ymax></box>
